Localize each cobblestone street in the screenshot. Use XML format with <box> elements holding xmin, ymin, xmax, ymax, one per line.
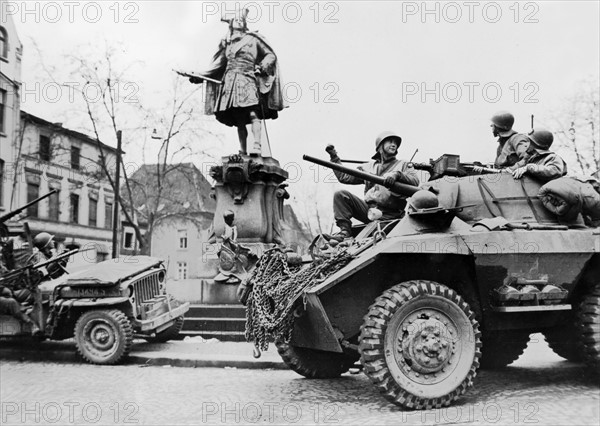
<box><xmin>1</xmin><ymin>334</ymin><xmax>598</xmax><ymax>425</ymax></box>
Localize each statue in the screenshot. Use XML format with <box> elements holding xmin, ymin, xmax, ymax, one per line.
<box><xmin>184</xmin><ymin>9</ymin><xmax>285</xmax><ymax>156</ymax></box>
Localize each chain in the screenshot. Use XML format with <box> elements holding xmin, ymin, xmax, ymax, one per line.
<box><xmin>244</xmin><ymin>247</ymin><xmax>353</xmax><ymax>352</ymax></box>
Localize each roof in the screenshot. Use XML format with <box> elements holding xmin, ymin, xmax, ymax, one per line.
<box><xmin>128</xmin><ymin>163</ymin><xmax>215</xmax><ymax>217</ymax></box>
<box><xmin>20</xmin><ymin>111</ymin><xmax>120</xmax><ymax>154</ymax></box>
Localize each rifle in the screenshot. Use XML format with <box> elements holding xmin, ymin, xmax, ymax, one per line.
<box><xmin>0</xmin><ymin>190</ymin><xmax>58</xmax><ymax>223</ymax></box>
<box><xmin>0</xmin><ymin>248</ymin><xmax>90</xmax><ymax>285</ymax></box>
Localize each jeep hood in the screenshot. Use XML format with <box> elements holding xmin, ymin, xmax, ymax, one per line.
<box><xmin>65</xmin><ymin>256</ymin><xmax>163</xmax><ymax>287</ymax></box>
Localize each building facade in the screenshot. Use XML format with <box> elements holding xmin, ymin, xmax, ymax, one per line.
<box><xmin>0</xmin><ymin>13</ymin><xmax>23</xmax><ymax>211</ymax></box>
<box><xmin>12</xmin><ymin>112</ymin><xmax>118</xmax><ymax>267</ymax></box>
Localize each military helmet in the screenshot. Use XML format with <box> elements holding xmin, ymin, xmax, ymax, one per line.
<box><xmin>375</xmin><ymin>131</ymin><xmax>402</xmax><ymax>152</ymax></box>
<box><xmin>33</xmin><ymin>232</ymin><xmax>54</xmax><ymax>250</ymax></box>
<box><xmin>490</xmin><ymin>111</ymin><xmax>515</xmax><ymax>131</ymax></box>
<box><xmin>407</xmin><ymin>190</ymin><xmax>439</xmax><ymax>211</ymax></box>
<box><xmin>528</xmin><ymin>128</ymin><xmax>554</xmax><ymax>150</ymax></box>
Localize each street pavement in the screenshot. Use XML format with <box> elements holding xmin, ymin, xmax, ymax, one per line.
<box><xmin>0</xmin><ymin>334</ymin><xmax>598</xmax><ymax>425</ymax></box>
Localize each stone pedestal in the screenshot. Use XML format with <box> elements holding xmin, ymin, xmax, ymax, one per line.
<box><xmin>199</xmin><ymin>154</ymin><xmax>289</xmax><ymax>304</ymax></box>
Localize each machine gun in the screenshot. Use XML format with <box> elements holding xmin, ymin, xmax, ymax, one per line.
<box><xmin>303</xmin><ymin>155</ymin><xmax>421</xmax><ymax>196</ymax></box>
<box><xmin>0</xmin><ymin>190</ymin><xmax>58</xmax><ymax>225</ymax></box>
<box><xmin>411</xmin><ymin>154</ymin><xmax>502</xmax><ymax>180</ymax></box>
<box><xmin>0</xmin><ymin>248</ymin><xmax>85</xmax><ymax>287</ymax></box>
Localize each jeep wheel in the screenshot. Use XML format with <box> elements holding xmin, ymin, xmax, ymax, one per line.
<box><xmin>359</xmin><ymin>280</ymin><xmax>481</xmax><ymax>409</ymax></box>
<box><xmin>577</xmin><ymin>284</ymin><xmax>600</xmax><ymax>370</ymax></box>
<box><xmin>480</xmin><ymin>330</ymin><xmax>530</xmax><ymax>369</ymax></box>
<box><xmin>276</xmin><ymin>341</ymin><xmax>359</xmax><ymax>378</ymax></box>
<box><xmin>144</xmin><ymin>317</ymin><xmax>185</xmax><ymax>343</ymax></box>
<box><xmin>544</xmin><ymin>322</ymin><xmax>584</xmax><ymax>363</ymax></box>
<box><xmin>74</xmin><ymin>309</ymin><xmax>133</xmax><ymax>365</ymax></box>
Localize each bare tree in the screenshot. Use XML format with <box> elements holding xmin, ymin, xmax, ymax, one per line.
<box><xmin>545</xmin><ymin>77</ymin><xmax>600</xmax><ymax>178</ymax></box>
<box><xmin>33</xmin><ymin>41</ymin><xmax>223</xmax><ymax>254</ymax></box>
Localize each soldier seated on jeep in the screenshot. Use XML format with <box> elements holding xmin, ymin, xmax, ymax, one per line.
<box><xmin>0</xmin><ymin>258</ymin><xmax>41</xmax><ymax>335</ymax></box>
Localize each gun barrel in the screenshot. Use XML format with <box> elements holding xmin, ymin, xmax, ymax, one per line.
<box><xmin>302</xmin><ymin>155</ymin><xmax>420</xmax><ymax>196</ymax></box>
<box><xmin>0</xmin><ymin>190</ymin><xmax>58</xmax><ymax>223</ymax></box>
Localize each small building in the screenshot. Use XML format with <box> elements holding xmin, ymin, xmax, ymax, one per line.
<box><xmin>128</xmin><ymin>163</ymin><xmax>216</xmax><ymax>287</ymax></box>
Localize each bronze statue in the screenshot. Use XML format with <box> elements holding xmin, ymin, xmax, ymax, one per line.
<box><xmin>185</xmin><ymin>10</ymin><xmax>285</xmax><ymax>156</ymax></box>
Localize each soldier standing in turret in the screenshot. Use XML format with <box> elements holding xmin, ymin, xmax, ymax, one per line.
<box><xmin>491</xmin><ymin>111</ymin><xmax>530</xmax><ymax>167</ymax></box>
<box><xmin>510</xmin><ymin>128</ymin><xmax>567</xmax><ymax>182</ymax></box>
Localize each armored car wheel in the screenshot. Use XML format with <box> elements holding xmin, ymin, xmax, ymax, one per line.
<box><xmin>480</xmin><ymin>330</ymin><xmax>530</xmax><ymax>369</ymax></box>
<box><xmin>276</xmin><ymin>341</ymin><xmax>359</xmax><ymax>379</ymax></box>
<box><xmin>74</xmin><ymin>309</ymin><xmax>133</xmax><ymax>365</ymax></box>
<box><xmin>359</xmin><ymin>280</ymin><xmax>481</xmax><ymax>409</ymax></box>
<box><xmin>144</xmin><ymin>317</ymin><xmax>185</xmax><ymax>343</ymax></box>
<box><xmin>544</xmin><ymin>321</ymin><xmax>584</xmax><ymax>363</ymax></box>
<box><xmin>577</xmin><ymin>284</ymin><xmax>600</xmax><ymax>370</ymax></box>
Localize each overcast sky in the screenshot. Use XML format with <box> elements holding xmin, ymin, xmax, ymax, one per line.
<box><xmin>8</xmin><ymin>0</ymin><xmax>600</xmax><ymax>179</ymax></box>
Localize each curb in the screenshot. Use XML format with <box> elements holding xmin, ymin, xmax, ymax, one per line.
<box><xmin>0</xmin><ymin>346</ymin><xmax>287</xmax><ymax>370</ymax></box>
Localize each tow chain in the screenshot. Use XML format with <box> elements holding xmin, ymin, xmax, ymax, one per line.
<box><xmin>244</xmin><ymin>246</ymin><xmax>353</xmax><ymax>353</ymax></box>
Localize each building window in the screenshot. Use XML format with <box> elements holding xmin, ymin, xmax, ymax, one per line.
<box><xmin>88</xmin><ymin>197</ymin><xmax>98</xmax><ymax>227</ymax></box>
<box><xmin>123</xmin><ymin>230</ymin><xmax>134</xmax><ymax>250</ymax></box>
<box><xmin>39</xmin><ymin>135</ymin><xmax>51</xmax><ymax>161</ymax></box>
<box><xmin>48</xmin><ymin>190</ymin><xmax>60</xmax><ymax>221</ymax></box>
<box><xmin>0</xmin><ymin>26</ymin><xmax>7</xmax><ymax>59</ymax></box>
<box><xmin>105</xmin><ymin>202</ymin><xmax>113</xmax><ymax>229</ymax></box>
<box><xmin>27</xmin><ymin>183</ymin><xmax>40</xmax><ymax>217</ymax></box>
<box><xmin>177</xmin><ymin>262</ymin><xmax>187</xmax><ymax>280</ymax></box>
<box><xmin>0</xmin><ymin>89</ymin><xmax>6</xmax><ymax>134</ymax></box>
<box><xmin>178</xmin><ymin>230</ymin><xmax>188</xmax><ymax>249</ymax></box>
<box><xmin>71</xmin><ymin>146</ymin><xmax>81</xmax><ymax>170</ymax></box>
<box><xmin>69</xmin><ymin>193</ymin><xmax>79</xmax><ymax>223</ymax></box>
<box><xmin>0</xmin><ymin>159</ymin><xmax>4</xmax><ymax>207</ymax></box>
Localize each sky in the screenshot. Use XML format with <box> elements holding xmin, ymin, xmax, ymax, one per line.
<box><xmin>4</xmin><ymin>0</ymin><xmax>600</xmax><ymax>223</ymax></box>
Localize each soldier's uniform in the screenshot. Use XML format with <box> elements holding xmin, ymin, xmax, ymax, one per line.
<box><xmin>329</xmin><ymin>132</ymin><xmax>420</xmax><ymax>238</ymax></box>
<box><xmin>495</xmin><ymin>130</ymin><xmax>530</xmax><ymax>167</ymax></box>
<box><xmin>510</xmin><ymin>128</ymin><xmax>567</xmax><ymax>182</ymax></box>
<box><xmin>512</xmin><ymin>151</ymin><xmax>567</xmax><ymax>182</ymax></box>
<box><xmin>491</xmin><ymin>111</ymin><xmax>530</xmax><ymax>167</ymax></box>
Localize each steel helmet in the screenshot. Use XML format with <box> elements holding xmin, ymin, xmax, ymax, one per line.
<box><xmin>528</xmin><ymin>128</ymin><xmax>554</xmax><ymax>150</ymax></box>
<box><xmin>33</xmin><ymin>232</ymin><xmax>54</xmax><ymax>250</ymax></box>
<box><xmin>407</xmin><ymin>190</ymin><xmax>439</xmax><ymax>211</ymax></box>
<box><xmin>374</xmin><ymin>131</ymin><xmax>402</xmax><ymax>152</ymax></box>
<box><xmin>490</xmin><ymin>111</ymin><xmax>515</xmax><ymax>131</ymax></box>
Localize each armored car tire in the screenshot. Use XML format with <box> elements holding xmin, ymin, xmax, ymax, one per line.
<box><xmin>480</xmin><ymin>330</ymin><xmax>530</xmax><ymax>369</ymax></box>
<box><xmin>74</xmin><ymin>309</ymin><xmax>133</xmax><ymax>365</ymax></box>
<box><xmin>359</xmin><ymin>280</ymin><xmax>481</xmax><ymax>409</ymax></box>
<box><xmin>144</xmin><ymin>316</ymin><xmax>185</xmax><ymax>343</ymax></box>
<box><xmin>543</xmin><ymin>321</ymin><xmax>584</xmax><ymax>363</ymax></box>
<box><xmin>577</xmin><ymin>283</ymin><xmax>600</xmax><ymax>370</ymax></box>
<box><xmin>276</xmin><ymin>341</ymin><xmax>359</xmax><ymax>379</ymax></box>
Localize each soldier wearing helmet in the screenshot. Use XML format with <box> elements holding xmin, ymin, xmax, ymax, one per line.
<box><xmin>325</xmin><ymin>131</ymin><xmax>419</xmax><ymax>241</ymax></box>
<box><xmin>29</xmin><ymin>232</ymin><xmax>68</xmax><ymax>280</ymax></box>
<box><xmin>510</xmin><ymin>128</ymin><xmax>567</xmax><ymax>181</ymax></box>
<box><xmin>490</xmin><ymin>111</ymin><xmax>530</xmax><ymax>167</ymax></box>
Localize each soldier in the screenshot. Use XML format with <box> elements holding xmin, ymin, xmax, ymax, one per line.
<box><xmin>28</xmin><ymin>232</ymin><xmax>68</xmax><ymax>280</ymax></box>
<box><xmin>510</xmin><ymin>128</ymin><xmax>567</xmax><ymax>182</ymax></box>
<box><xmin>491</xmin><ymin>111</ymin><xmax>530</xmax><ymax>167</ymax></box>
<box><xmin>0</xmin><ymin>251</ymin><xmax>41</xmax><ymax>335</ymax></box>
<box><xmin>326</xmin><ymin>131</ymin><xmax>420</xmax><ymax>241</ymax></box>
